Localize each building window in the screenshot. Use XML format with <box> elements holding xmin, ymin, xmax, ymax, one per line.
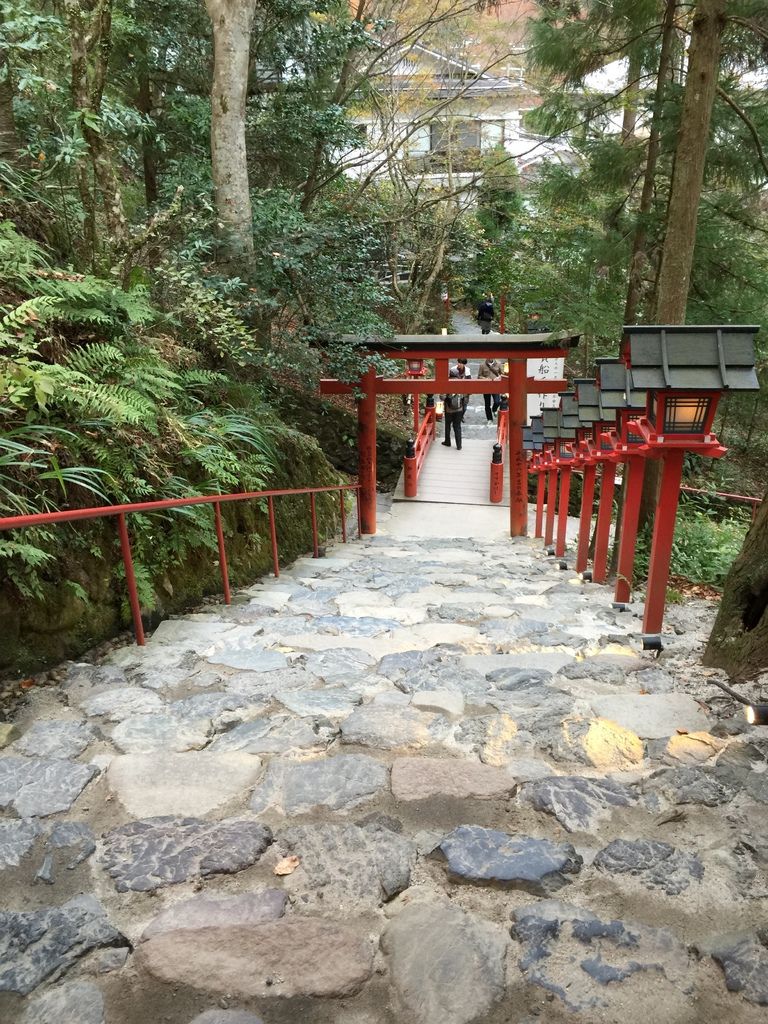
<box><xmin>407</xmin><ymin>124</ymin><xmax>431</xmax><ymax>156</ymax></box>
<box><xmin>430</xmin><ymin>120</ymin><xmax>482</xmax><ymax>153</ymax></box>
<box><xmin>481</xmin><ymin>121</ymin><xmax>504</xmax><ymax>149</ymax></box>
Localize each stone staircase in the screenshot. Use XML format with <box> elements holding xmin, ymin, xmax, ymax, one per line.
<box><xmin>2</xmin><ymin>508</ymin><xmax>768</xmax><ymax>1024</ymax></box>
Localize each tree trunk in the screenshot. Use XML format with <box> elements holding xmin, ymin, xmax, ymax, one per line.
<box><xmin>623</xmin><ymin>0</ymin><xmax>677</xmax><ymax>324</ymax></box>
<box><xmin>654</xmin><ymin>0</ymin><xmax>727</xmax><ymax>322</ymax></box>
<box><xmin>65</xmin><ymin>0</ymin><xmax>128</xmax><ymax>246</ymax></box>
<box><xmin>137</xmin><ymin>69</ymin><xmax>159</xmax><ymax>207</ymax></box>
<box><xmin>205</xmin><ymin>0</ymin><xmax>257</xmax><ymax>270</ymax></box>
<box><xmin>703</xmin><ymin>490</ymin><xmax>768</xmax><ymax>679</ymax></box>
<box><xmin>621</xmin><ymin>48</ymin><xmax>642</xmax><ymax>144</ymax></box>
<box><xmin>0</xmin><ymin>46</ymin><xmax>21</xmax><ymax>165</ymax></box>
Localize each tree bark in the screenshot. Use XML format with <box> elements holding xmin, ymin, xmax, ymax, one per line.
<box><xmin>65</xmin><ymin>0</ymin><xmax>128</xmax><ymax>246</ymax></box>
<box><xmin>621</xmin><ymin>48</ymin><xmax>642</xmax><ymax>144</ymax></box>
<box><xmin>654</xmin><ymin>0</ymin><xmax>727</xmax><ymax>323</ymax></box>
<box><xmin>623</xmin><ymin>0</ymin><xmax>677</xmax><ymax>324</ymax></box>
<box><xmin>0</xmin><ymin>45</ymin><xmax>21</xmax><ymax>165</ymax></box>
<box><xmin>205</xmin><ymin>0</ymin><xmax>257</xmax><ymax>270</ymax></box>
<box><xmin>137</xmin><ymin>69</ymin><xmax>159</xmax><ymax>207</ymax></box>
<box><xmin>703</xmin><ymin>490</ymin><xmax>768</xmax><ymax>679</ymax></box>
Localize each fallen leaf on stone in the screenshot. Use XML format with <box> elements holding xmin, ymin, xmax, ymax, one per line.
<box><xmin>19</xmin><ymin>678</ymin><xmax>35</xmax><ymax>689</ymax></box>
<box><xmin>274</xmin><ymin>855</ymin><xmax>300</xmax><ymax>876</ymax></box>
<box><xmin>676</xmin><ymin>728</ymin><xmax>689</xmax><ymax>735</ymax></box>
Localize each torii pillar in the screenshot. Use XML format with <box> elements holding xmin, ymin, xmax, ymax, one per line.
<box><xmin>508</xmin><ymin>359</ymin><xmax>528</xmax><ymax>536</ymax></box>
<box><xmin>358</xmin><ymin>367</ymin><xmax>378</xmax><ymax>534</ymax></box>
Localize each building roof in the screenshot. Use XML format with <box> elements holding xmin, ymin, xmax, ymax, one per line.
<box><xmin>622</xmin><ymin>325</ymin><xmax>760</xmax><ymax>392</ymax></box>
<box><xmin>573</xmin><ymin>377</ymin><xmax>600</xmax><ymax>424</ymax></box>
<box><xmin>596</xmin><ymin>357</ymin><xmax>646</xmax><ymax>416</ymax></box>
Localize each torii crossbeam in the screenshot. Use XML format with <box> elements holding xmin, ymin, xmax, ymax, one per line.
<box><xmin>320</xmin><ymin>331</ymin><xmax>580</xmax><ymax>536</ymax></box>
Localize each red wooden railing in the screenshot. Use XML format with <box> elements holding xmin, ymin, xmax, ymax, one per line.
<box><xmin>489</xmin><ymin>409</ymin><xmax>508</xmax><ymax>503</ymax></box>
<box><xmin>679</xmin><ymin>485</ymin><xmax>762</xmax><ymax>520</ymax></box>
<box><xmin>404</xmin><ymin>406</ymin><xmax>436</xmax><ymax>497</ymax></box>
<box><xmin>0</xmin><ymin>483</ymin><xmax>360</xmax><ymax>647</ymax></box>
<box><xmin>496</xmin><ymin>407</ymin><xmax>509</xmax><ymax>449</ymax></box>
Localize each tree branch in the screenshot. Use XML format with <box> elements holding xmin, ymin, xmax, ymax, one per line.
<box><xmin>716</xmin><ymin>85</ymin><xmax>768</xmax><ymax>182</ymax></box>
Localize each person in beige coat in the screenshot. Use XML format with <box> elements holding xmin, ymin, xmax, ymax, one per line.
<box><xmin>478</xmin><ymin>357</ymin><xmax>503</xmax><ymax>422</ymax></box>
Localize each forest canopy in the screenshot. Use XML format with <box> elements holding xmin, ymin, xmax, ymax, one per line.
<box><xmin>1</xmin><ymin>0</ymin><xmax>768</xmax><ymax>674</ymax></box>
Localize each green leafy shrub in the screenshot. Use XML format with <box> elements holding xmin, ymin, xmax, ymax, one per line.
<box><xmin>634</xmin><ymin>501</ymin><xmax>750</xmax><ymax>590</ymax></box>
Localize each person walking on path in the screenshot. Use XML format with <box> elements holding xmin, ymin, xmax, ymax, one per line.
<box><xmin>442</xmin><ymin>359</ymin><xmax>470</xmax><ymax>449</ymax></box>
<box><xmin>478</xmin><ymin>357</ymin><xmax>502</xmax><ymax>423</ymax></box>
<box><xmin>477</xmin><ymin>293</ymin><xmax>494</xmax><ymax>334</ymax></box>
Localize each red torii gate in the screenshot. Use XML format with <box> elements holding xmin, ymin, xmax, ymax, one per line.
<box><xmin>320</xmin><ymin>332</ymin><xmax>580</xmax><ymax>536</ymax></box>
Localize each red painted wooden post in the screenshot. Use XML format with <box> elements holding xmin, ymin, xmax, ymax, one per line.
<box><xmin>544</xmin><ymin>468</ymin><xmax>557</xmax><ymax>547</ymax></box>
<box><xmin>555</xmin><ymin>465</ymin><xmax>572</xmax><ymax>558</ymax></box>
<box><xmin>642</xmin><ymin>449</ymin><xmax>685</xmax><ymax>636</ymax></box>
<box><xmin>592</xmin><ymin>462</ymin><xmax>616</xmax><ymax>584</ymax></box>
<box><xmin>404</xmin><ymin>452</ymin><xmax>417</xmax><ymax>498</ymax></box>
<box><xmin>117</xmin><ymin>513</ymin><xmax>145</xmax><ymax>645</ymax></box>
<box><xmin>489</xmin><ymin>445</ymin><xmax>503</xmax><ymax>503</ymax></box>
<box><xmin>535</xmin><ymin>470</ymin><xmax>546</xmax><ymax>538</ymax></box>
<box><xmin>575</xmin><ymin>463</ymin><xmax>596</xmax><ymax>573</ymax></box>
<box><xmin>413</xmin><ymin>394</ymin><xmax>419</xmax><ymax>435</ymax></box>
<box><xmin>614</xmin><ymin>454</ymin><xmax>646</xmax><ymax>604</ymax></box>
<box><xmin>310</xmin><ymin>492</ymin><xmax>319</xmax><ymax>557</ymax></box>
<box><xmin>267</xmin><ymin>495</ymin><xmax>280</xmax><ymax>577</ymax></box>
<box><xmin>499</xmin><ymin>294</ymin><xmax>506</xmax><ymax>334</ymax></box>
<box><xmin>358</xmin><ymin>367</ymin><xmax>377</xmax><ymax>535</ymax></box>
<box><xmin>339</xmin><ymin>490</ymin><xmax>347</xmax><ymax>543</ymax></box>
<box><xmin>213</xmin><ymin>501</ymin><xmax>231</xmax><ymax>605</ymax></box>
<box><xmin>508</xmin><ymin>359</ymin><xmax>528</xmax><ymax>536</ymax></box>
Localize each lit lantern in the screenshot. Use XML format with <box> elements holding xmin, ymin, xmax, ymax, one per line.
<box><xmin>621</xmin><ymin>324</ymin><xmax>760</xmax><ymax>648</ymax></box>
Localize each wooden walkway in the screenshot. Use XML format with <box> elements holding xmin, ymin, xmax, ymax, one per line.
<box><xmin>394</xmin><ymin>436</ymin><xmax>509</xmax><ymax>506</ymax></box>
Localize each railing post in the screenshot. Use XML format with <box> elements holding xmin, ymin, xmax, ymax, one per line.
<box><xmin>614</xmin><ymin>455</ymin><xmax>645</xmax><ymax>604</ymax></box>
<box><xmin>117</xmin><ymin>513</ymin><xmax>145</xmax><ymax>646</ymax></box>
<box><xmin>267</xmin><ymin>495</ymin><xmax>280</xmax><ymax>577</ymax></box>
<box><xmin>544</xmin><ymin>468</ymin><xmax>558</xmax><ymax>547</ymax></box>
<box><xmin>213</xmin><ymin>501</ymin><xmax>232</xmax><ymax>605</ymax></box>
<box><xmin>404</xmin><ymin>438</ymin><xmax>418</xmax><ymax>499</ymax></box>
<box><xmin>339</xmin><ymin>489</ymin><xmax>347</xmax><ymax>543</ymax></box>
<box><xmin>534</xmin><ymin>471</ymin><xmax>546</xmax><ymax>538</ymax></box>
<box><xmin>642</xmin><ymin>449</ymin><xmax>685</xmax><ymax>641</ymax></box>
<box><xmin>593</xmin><ymin>461</ymin><xmax>617</xmax><ymax>584</ymax></box>
<box><xmin>555</xmin><ymin>465</ymin><xmax>572</xmax><ymax>558</ymax></box>
<box><xmin>490</xmin><ymin>443</ymin><xmax>503</xmax><ymax>503</ymax></box>
<box><xmin>310</xmin><ymin>492</ymin><xmax>319</xmax><ymax>557</ymax></box>
<box><xmin>575</xmin><ymin>463</ymin><xmax>597</xmax><ymax>573</ymax></box>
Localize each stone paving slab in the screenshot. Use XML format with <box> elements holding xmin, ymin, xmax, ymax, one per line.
<box><xmin>2</xmin><ymin>500</ymin><xmax>763</xmax><ymax>1024</ymax></box>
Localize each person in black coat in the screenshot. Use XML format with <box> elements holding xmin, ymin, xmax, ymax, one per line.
<box><xmin>477</xmin><ymin>293</ymin><xmax>494</xmax><ymax>334</ymax></box>
<box><xmin>441</xmin><ymin>360</ymin><xmax>470</xmax><ymax>449</ymax></box>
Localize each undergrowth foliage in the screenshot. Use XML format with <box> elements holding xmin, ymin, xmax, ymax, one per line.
<box><xmin>633</xmin><ymin>498</ymin><xmax>751</xmax><ymax>591</ymax></box>
<box><xmin>0</xmin><ymin>221</ymin><xmax>289</xmax><ymax>606</ymax></box>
